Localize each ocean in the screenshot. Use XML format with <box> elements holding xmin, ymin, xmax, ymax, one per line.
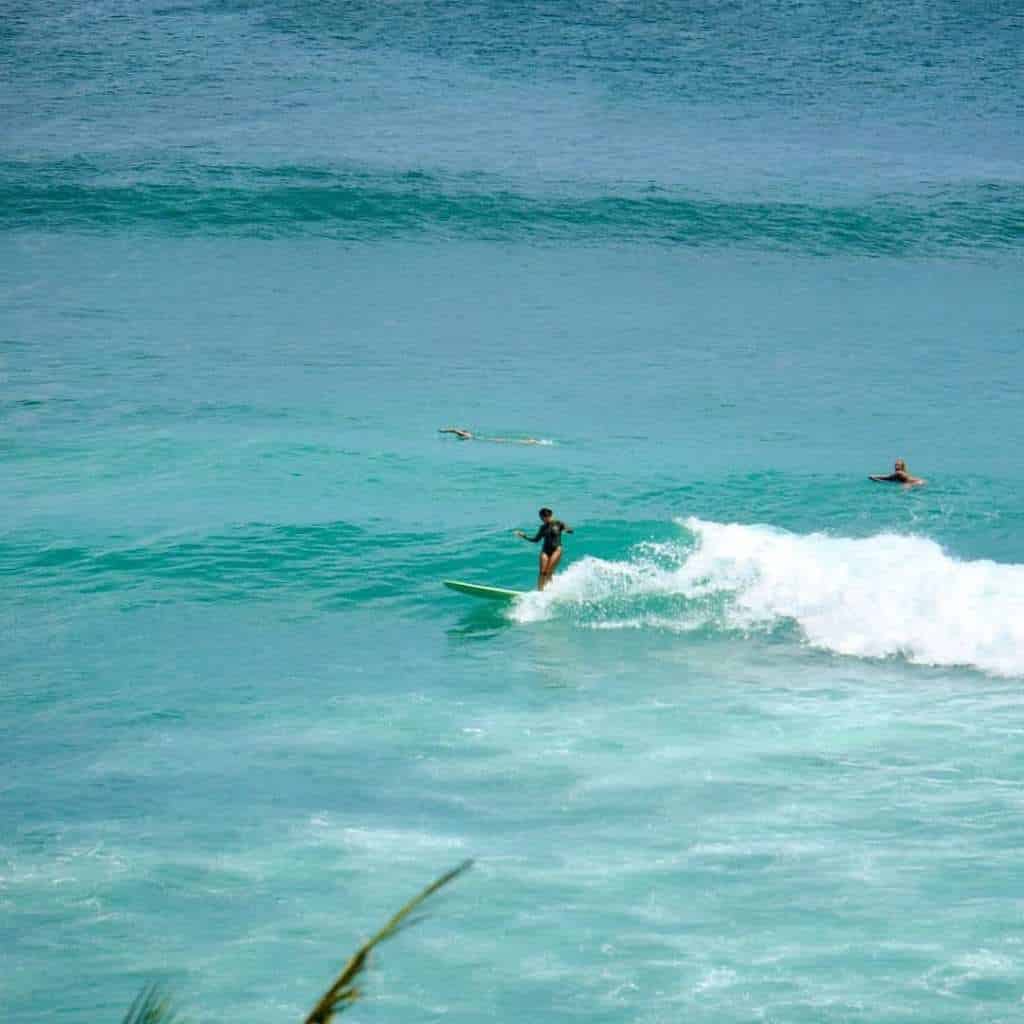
<box><xmin>3</xmin><ymin>2</ymin><xmax>1024</xmax><ymax>1021</ymax></box>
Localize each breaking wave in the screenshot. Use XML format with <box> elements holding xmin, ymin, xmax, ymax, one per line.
<box><xmin>512</xmin><ymin>517</ymin><xmax>1024</xmax><ymax>678</ymax></box>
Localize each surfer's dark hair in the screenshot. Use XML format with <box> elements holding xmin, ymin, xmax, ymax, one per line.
<box><xmin>539</xmin><ymin>507</ymin><xmax>552</xmax><ymax>518</ymax></box>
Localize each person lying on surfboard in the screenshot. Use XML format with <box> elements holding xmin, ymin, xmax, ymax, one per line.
<box><xmin>439</xmin><ymin>427</ymin><xmax>545</xmax><ymax>445</ymax></box>
<box><xmin>516</xmin><ymin>508</ymin><xmax>572</xmax><ymax>591</ymax></box>
<box><xmin>869</xmin><ymin>458</ymin><xmax>926</xmax><ymax>487</ymax></box>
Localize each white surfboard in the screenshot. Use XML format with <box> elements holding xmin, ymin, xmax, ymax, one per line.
<box><xmin>443</xmin><ymin>580</ymin><xmax>524</xmax><ymax>601</ymax></box>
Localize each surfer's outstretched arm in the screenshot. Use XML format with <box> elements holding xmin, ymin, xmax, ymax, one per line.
<box><xmin>439</xmin><ymin>427</ymin><xmax>474</xmax><ymax>440</ymax></box>
<box><xmin>870</xmin><ymin>476</ymin><xmax>927</xmax><ymax>488</ymax></box>
<box><xmin>870</xmin><ymin>472</ymin><xmax>925</xmax><ymax>485</ymax></box>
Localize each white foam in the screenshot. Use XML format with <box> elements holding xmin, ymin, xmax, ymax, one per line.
<box><xmin>510</xmin><ymin>517</ymin><xmax>1024</xmax><ymax>678</ymax></box>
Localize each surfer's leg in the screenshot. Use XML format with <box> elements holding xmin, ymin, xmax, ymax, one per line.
<box><xmin>538</xmin><ymin>552</ymin><xmax>550</xmax><ymax>590</ymax></box>
<box><xmin>545</xmin><ymin>547</ymin><xmax>563</xmax><ymax>585</ymax></box>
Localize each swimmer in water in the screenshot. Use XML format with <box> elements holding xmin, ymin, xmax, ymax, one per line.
<box><xmin>439</xmin><ymin>427</ymin><xmax>545</xmax><ymax>445</ymax></box>
<box><xmin>516</xmin><ymin>507</ymin><xmax>573</xmax><ymax>591</ymax></box>
<box><xmin>870</xmin><ymin>458</ymin><xmax>926</xmax><ymax>487</ymax></box>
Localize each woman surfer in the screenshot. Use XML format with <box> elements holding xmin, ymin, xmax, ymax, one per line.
<box><xmin>516</xmin><ymin>508</ymin><xmax>573</xmax><ymax>591</ymax></box>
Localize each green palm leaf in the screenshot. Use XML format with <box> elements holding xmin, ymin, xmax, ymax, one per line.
<box><xmin>304</xmin><ymin>859</ymin><xmax>473</xmax><ymax>1023</ymax></box>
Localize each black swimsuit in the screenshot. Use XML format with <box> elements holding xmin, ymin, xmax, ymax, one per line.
<box><xmin>530</xmin><ymin>521</ymin><xmax>564</xmax><ymax>555</ymax></box>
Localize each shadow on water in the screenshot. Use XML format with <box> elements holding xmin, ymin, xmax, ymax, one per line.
<box><xmin>444</xmin><ymin>601</ymin><xmax>517</xmax><ymax>641</ymax></box>
<box><xmin>443</xmin><ymin>604</ymin><xmax>583</xmax><ymax>690</ymax></box>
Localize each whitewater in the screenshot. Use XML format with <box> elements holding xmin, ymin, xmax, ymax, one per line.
<box><xmin>514</xmin><ymin>518</ymin><xmax>1024</xmax><ymax>678</ymax></box>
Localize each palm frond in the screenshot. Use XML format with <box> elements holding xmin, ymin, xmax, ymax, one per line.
<box><xmin>303</xmin><ymin>859</ymin><xmax>473</xmax><ymax>1024</ymax></box>
<box><xmin>122</xmin><ymin>985</ymin><xmax>178</xmax><ymax>1024</ymax></box>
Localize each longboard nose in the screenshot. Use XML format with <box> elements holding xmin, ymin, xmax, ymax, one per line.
<box><xmin>443</xmin><ymin>580</ymin><xmax>524</xmax><ymax>601</ymax></box>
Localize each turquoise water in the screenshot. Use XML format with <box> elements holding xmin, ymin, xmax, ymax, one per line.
<box><xmin>4</xmin><ymin>3</ymin><xmax>1024</xmax><ymax>1022</ymax></box>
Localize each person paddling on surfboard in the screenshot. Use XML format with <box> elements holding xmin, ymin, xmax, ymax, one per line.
<box><xmin>516</xmin><ymin>508</ymin><xmax>572</xmax><ymax>591</ymax></box>
<box><xmin>440</xmin><ymin>426</ymin><xmax>546</xmax><ymax>445</ymax></box>
<box><xmin>869</xmin><ymin>458</ymin><xmax>926</xmax><ymax>487</ymax></box>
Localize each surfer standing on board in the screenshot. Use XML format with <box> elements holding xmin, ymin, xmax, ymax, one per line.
<box><xmin>870</xmin><ymin>458</ymin><xmax>926</xmax><ymax>487</ymax></box>
<box><xmin>516</xmin><ymin>508</ymin><xmax>572</xmax><ymax>591</ymax></box>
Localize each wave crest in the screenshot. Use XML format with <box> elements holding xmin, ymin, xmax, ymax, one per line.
<box><xmin>512</xmin><ymin>518</ymin><xmax>1024</xmax><ymax>678</ymax></box>
<box><xmin>1</xmin><ymin>160</ymin><xmax>1021</xmax><ymax>255</ymax></box>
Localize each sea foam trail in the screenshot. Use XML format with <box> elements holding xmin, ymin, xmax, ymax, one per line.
<box><xmin>512</xmin><ymin>518</ymin><xmax>1024</xmax><ymax>678</ymax></box>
